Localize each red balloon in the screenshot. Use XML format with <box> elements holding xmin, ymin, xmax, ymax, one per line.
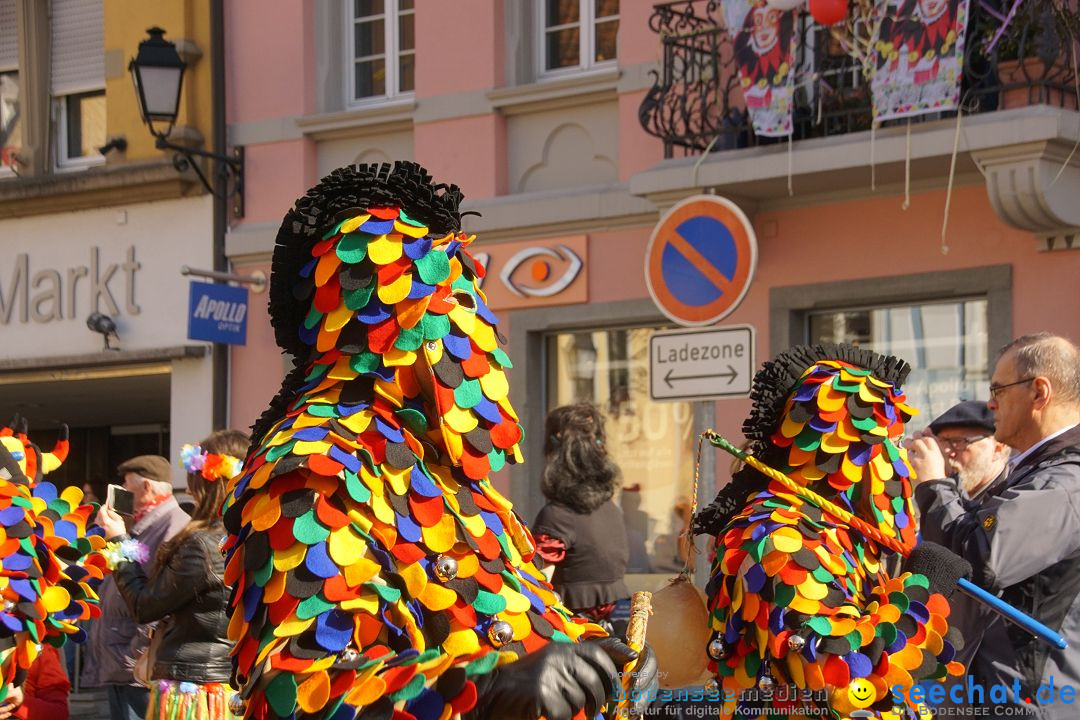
<box><xmin>809</xmin><ymin>0</ymin><xmax>847</xmax><ymax>25</ymax></box>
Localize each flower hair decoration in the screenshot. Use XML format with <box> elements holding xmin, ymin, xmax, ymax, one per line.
<box><xmin>180</xmin><ymin>444</ymin><xmax>243</xmax><ymax>483</ymax></box>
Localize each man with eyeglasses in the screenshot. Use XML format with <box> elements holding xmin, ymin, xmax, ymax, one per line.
<box><xmin>907</xmin><ymin>333</ymin><xmax>1080</xmax><ymax>718</ymax></box>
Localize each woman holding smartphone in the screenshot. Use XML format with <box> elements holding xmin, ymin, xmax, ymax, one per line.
<box><xmin>96</xmin><ymin>429</ymin><xmax>248</xmax><ymax>720</ymax></box>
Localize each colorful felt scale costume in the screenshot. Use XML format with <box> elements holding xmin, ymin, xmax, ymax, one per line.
<box><xmin>222</xmin><ymin>162</ymin><xmax>606</xmax><ymax>719</ymax></box>
<box><xmin>694</xmin><ymin>345</ymin><xmax>963</xmax><ymax>719</ymax></box>
<box><xmin>0</xmin><ymin>419</ymin><xmax>108</xmax><ymax>699</ymax></box>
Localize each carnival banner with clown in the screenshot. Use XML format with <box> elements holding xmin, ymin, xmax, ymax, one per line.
<box><xmin>871</xmin><ymin>0</ymin><xmax>972</xmax><ymax>121</ymax></box>
<box><xmin>723</xmin><ymin>0</ymin><xmax>799</xmax><ymax>137</ymax></box>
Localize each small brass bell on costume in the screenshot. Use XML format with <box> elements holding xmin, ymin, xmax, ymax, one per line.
<box><xmin>229</xmin><ymin>694</ymin><xmax>246</xmax><ymax>715</ymax></box>
<box><xmin>433</xmin><ymin>554</ymin><xmax>458</xmax><ymax>582</ymax></box>
<box><xmin>340</xmin><ymin>647</ymin><xmax>360</xmax><ymax>663</ymax></box>
<box><xmin>757</xmin><ymin>674</ymin><xmax>776</xmax><ymax>694</ymax></box>
<box><xmin>704</xmin><ymin>677</ymin><xmax>720</xmax><ymax>695</ymax></box>
<box><xmin>487</xmin><ymin>620</ymin><xmax>514</xmax><ymax>647</ymax></box>
<box><xmin>787</xmin><ymin>634</ymin><xmax>806</xmax><ymax>652</ymax></box>
<box><xmin>707</xmin><ymin>637</ymin><xmax>728</xmax><ymax>660</ymax></box>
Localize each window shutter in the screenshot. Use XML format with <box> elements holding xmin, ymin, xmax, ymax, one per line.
<box><xmin>0</xmin><ymin>0</ymin><xmax>17</xmax><ymax>71</ymax></box>
<box><xmin>50</xmin><ymin>0</ymin><xmax>104</xmax><ymax>95</ymax></box>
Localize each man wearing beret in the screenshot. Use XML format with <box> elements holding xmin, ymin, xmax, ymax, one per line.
<box><xmin>82</xmin><ymin>455</ymin><xmax>189</xmax><ymax>720</ymax></box>
<box><xmin>912</xmin><ymin>400</ymin><xmax>1011</xmax><ymax>503</ymax></box>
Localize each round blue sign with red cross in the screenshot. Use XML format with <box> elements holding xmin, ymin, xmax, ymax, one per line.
<box><xmin>645</xmin><ymin>195</ymin><xmax>758</xmax><ymax>327</ymax></box>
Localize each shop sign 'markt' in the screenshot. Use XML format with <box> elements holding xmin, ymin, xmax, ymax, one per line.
<box><xmin>0</xmin><ymin>246</ymin><xmax>141</xmax><ymax>325</ymax></box>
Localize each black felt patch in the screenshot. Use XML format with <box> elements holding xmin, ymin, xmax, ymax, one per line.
<box><xmin>464</xmin><ymin>429</ymin><xmax>493</xmax><ymax>454</ymax></box>
<box><xmin>286</xmin><ymin>565</ymin><xmax>324</xmax><ymax>599</ymax></box>
<box><xmin>445</xmin><ymin>577</ymin><xmax>479</xmax><ymax>604</ymax></box>
<box><xmin>280</xmin><ymin>489</ymin><xmax>316</xmax><ymax>518</ymax></box>
<box><xmin>385</xmin><ymin>442</ymin><xmax>417</xmax><ymax>469</ymax></box>
<box><xmin>244</xmin><ymin>532</ymin><xmax>271</xmax><ymax>571</ymax></box>
<box><xmin>433</xmin><ymin>354</ymin><xmax>464</xmax><ymax>388</ymax></box>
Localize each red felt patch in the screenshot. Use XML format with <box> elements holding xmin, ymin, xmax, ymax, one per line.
<box><xmin>475</xmin><ymin>529</ymin><xmax>502</xmax><ymax>560</ymax></box>
<box><xmin>306</xmin><ymin>454</ymin><xmax>344</xmax><ymax>477</ymax></box>
<box><xmin>449</xmin><ymin>681</ymin><xmax>478</xmax><ymax>715</ymax></box>
<box><xmin>311</xmin><ymin>236</ymin><xmax>338</xmax><ymax>257</ymax></box>
<box><xmin>426</xmin><ymin>286</ymin><xmax>456</xmax><ymax>314</ymax></box>
<box><xmin>315</xmin><ymin>496</ymin><xmax>350</xmax><ymax>529</ymax></box>
<box><xmin>489</xmin><ymin>420</ymin><xmax>522</xmax><ymax>450</ymax></box>
<box><xmin>473</xmin><ymin>568</ymin><xmax>504</xmax><ymax>593</ymax></box>
<box><xmin>408</xmin><ymin>494</ymin><xmax>444</xmax><ymax>527</ymax></box>
<box><xmin>368</xmin><ymin>207</ymin><xmax>400</xmax><ymax>220</ymax></box>
<box><xmin>275</xmin><ymin>654</ymin><xmax>318</xmax><ymax>673</ymax></box>
<box><xmin>327</xmin><ymin>575</ymin><xmax>363</xmax><ymax>603</ymax></box>
<box><xmin>368</xmin><ymin>317</ymin><xmax>400</xmax><ymax>355</ymax></box>
<box><xmin>268</xmin><ymin>594</ymin><xmax>301</xmax><ymax>625</ymax></box>
<box><xmin>390</xmin><ymin>542</ymin><xmax>426</xmax><ymax>565</ymax></box>
<box><xmin>446</xmin><ymin>600</ymin><xmax>477</xmax><ymax>628</ymax></box>
<box><xmin>823</xmin><ymin>653</ymin><xmax>850</xmax><ymax>687</ymax></box>
<box><xmin>268</xmin><ymin>518</ymin><xmax>298</xmax><ymax>551</ymax></box>
<box><xmin>314</xmin><ymin>272</ymin><xmax>341</xmax><ymax>314</ymax></box>
<box><xmin>377</xmin><ymin>257</ymin><xmax>412</xmax><ymax>285</ymax></box>
<box><xmin>461</xmin><ymin>446</ymin><xmax>490</xmax><ymax>481</ymax></box>
<box><xmin>461</xmin><ymin>349</ymin><xmax>489</xmax><ymax>379</ymax></box>
<box><xmin>471</xmin><ymin>492</ymin><xmax>497</xmax><ymax>512</ymax></box>
<box><xmin>328</xmin><ymin>669</ymin><xmax>356</xmax><ymax>698</ymax></box>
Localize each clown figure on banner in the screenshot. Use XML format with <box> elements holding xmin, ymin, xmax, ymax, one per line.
<box><xmin>725</xmin><ymin>0</ymin><xmax>798</xmax><ymax>137</ymax></box>
<box><xmin>872</xmin><ymin>0</ymin><xmax>970</xmax><ymax>120</ymax></box>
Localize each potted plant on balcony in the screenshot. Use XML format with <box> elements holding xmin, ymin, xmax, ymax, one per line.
<box><xmin>988</xmin><ymin>0</ymin><xmax>1079</xmax><ymax>110</ymax></box>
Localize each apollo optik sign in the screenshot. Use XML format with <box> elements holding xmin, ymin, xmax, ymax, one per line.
<box><xmin>187</xmin><ymin>281</ymin><xmax>248</xmax><ymax>345</ymax></box>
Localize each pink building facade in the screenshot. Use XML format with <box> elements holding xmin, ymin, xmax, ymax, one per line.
<box><xmin>224</xmin><ymin>1</ymin><xmax>1080</xmax><ymax>586</ymax></box>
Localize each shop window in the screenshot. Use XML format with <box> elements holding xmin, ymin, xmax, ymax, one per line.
<box><xmin>51</xmin><ymin>0</ymin><xmax>105</xmax><ymax>170</ymax></box>
<box><xmin>538</xmin><ymin>0</ymin><xmax>619</xmax><ymax>76</ymax></box>
<box><xmin>0</xmin><ymin>70</ymin><xmax>18</xmax><ymax>172</ymax></box>
<box><xmin>348</xmin><ymin>0</ymin><xmax>415</xmax><ymax>104</ymax></box>
<box><xmin>547</xmin><ymin>326</ymin><xmax>697</xmax><ymax>578</ymax></box>
<box><xmin>807</xmin><ymin>298</ymin><xmax>990</xmax><ymax>428</ymax></box>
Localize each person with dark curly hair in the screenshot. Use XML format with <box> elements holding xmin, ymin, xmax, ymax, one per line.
<box><xmin>533</xmin><ymin>404</ymin><xmax>630</xmax><ymax>624</ymax></box>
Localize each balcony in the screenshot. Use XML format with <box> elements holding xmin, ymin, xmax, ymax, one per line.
<box><xmin>638</xmin><ymin>0</ymin><xmax>1079</xmax><ymax>159</ymax></box>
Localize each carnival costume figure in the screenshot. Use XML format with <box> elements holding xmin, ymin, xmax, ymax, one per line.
<box><xmin>222</xmin><ymin>162</ymin><xmax>655</xmax><ymax>720</ymax></box>
<box><xmin>0</xmin><ymin>419</ymin><xmax>109</xmax><ymax>699</ymax></box>
<box><xmin>694</xmin><ymin>345</ymin><xmax>964</xmax><ymax>718</ymax></box>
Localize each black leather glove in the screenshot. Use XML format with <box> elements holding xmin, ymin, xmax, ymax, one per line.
<box><xmin>469</xmin><ymin>640</ymin><xmax>618</xmax><ymax>720</ymax></box>
<box><xmin>587</xmin><ymin>637</ymin><xmax>658</xmax><ymax>718</ymax></box>
<box><xmin>902</xmin><ymin>541</ymin><xmax>972</xmax><ymax>599</ymax></box>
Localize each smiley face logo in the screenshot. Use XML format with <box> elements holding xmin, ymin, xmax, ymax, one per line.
<box><xmin>847</xmin><ymin>678</ymin><xmax>876</xmax><ymax>709</ymax></box>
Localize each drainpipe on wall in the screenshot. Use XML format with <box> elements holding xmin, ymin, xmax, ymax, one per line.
<box><xmin>210</xmin><ymin>0</ymin><xmax>228</xmax><ymax>430</ymax></box>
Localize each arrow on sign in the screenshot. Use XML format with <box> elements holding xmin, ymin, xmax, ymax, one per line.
<box><xmin>664</xmin><ymin>365</ymin><xmax>738</xmax><ymax>388</ymax></box>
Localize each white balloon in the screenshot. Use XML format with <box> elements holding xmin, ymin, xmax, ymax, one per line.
<box><xmin>766</xmin><ymin>0</ymin><xmax>804</xmax><ymax>9</ymax></box>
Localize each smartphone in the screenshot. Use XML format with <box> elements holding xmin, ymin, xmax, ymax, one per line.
<box><xmin>107</xmin><ymin>484</ymin><xmax>136</xmax><ymax>516</ymax></box>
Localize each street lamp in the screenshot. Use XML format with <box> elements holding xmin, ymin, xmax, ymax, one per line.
<box><xmin>129</xmin><ymin>27</ymin><xmax>186</xmax><ymax>139</ymax></box>
<box><xmin>129</xmin><ymin>26</ymin><xmax>244</xmax><ymax>215</ymax></box>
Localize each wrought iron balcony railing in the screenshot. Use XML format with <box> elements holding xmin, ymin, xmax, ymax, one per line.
<box><xmin>639</xmin><ymin>0</ymin><xmax>1079</xmax><ymax>158</ymax></box>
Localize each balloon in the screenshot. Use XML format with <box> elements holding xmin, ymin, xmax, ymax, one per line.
<box><xmin>809</xmin><ymin>0</ymin><xmax>847</xmax><ymax>25</ymax></box>
<box><xmin>645</xmin><ymin>575</ymin><xmax>711</xmax><ymax>688</ymax></box>
<box><xmin>766</xmin><ymin>0</ymin><xmax>804</xmax><ymax>9</ymax></box>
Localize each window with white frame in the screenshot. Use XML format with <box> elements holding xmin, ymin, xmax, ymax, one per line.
<box><xmin>539</xmin><ymin>0</ymin><xmax>619</xmax><ymax>76</ymax></box>
<box><xmin>0</xmin><ymin>0</ymin><xmax>19</xmax><ymax>172</ymax></box>
<box><xmin>349</xmin><ymin>0</ymin><xmax>415</xmax><ymax>104</ymax></box>
<box><xmin>51</xmin><ymin>0</ymin><xmax>105</xmax><ymax>169</ymax></box>
<box><xmin>807</xmin><ymin>298</ymin><xmax>990</xmax><ymax>429</ymax></box>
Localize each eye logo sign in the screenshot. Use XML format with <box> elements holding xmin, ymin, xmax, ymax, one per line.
<box><xmin>469</xmin><ymin>236</ymin><xmax>588</xmax><ymax>311</ymax></box>
<box><xmin>497</xmin><ymin>245</ymin><xmax>582</xmax><ymax>298</ymax></box>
